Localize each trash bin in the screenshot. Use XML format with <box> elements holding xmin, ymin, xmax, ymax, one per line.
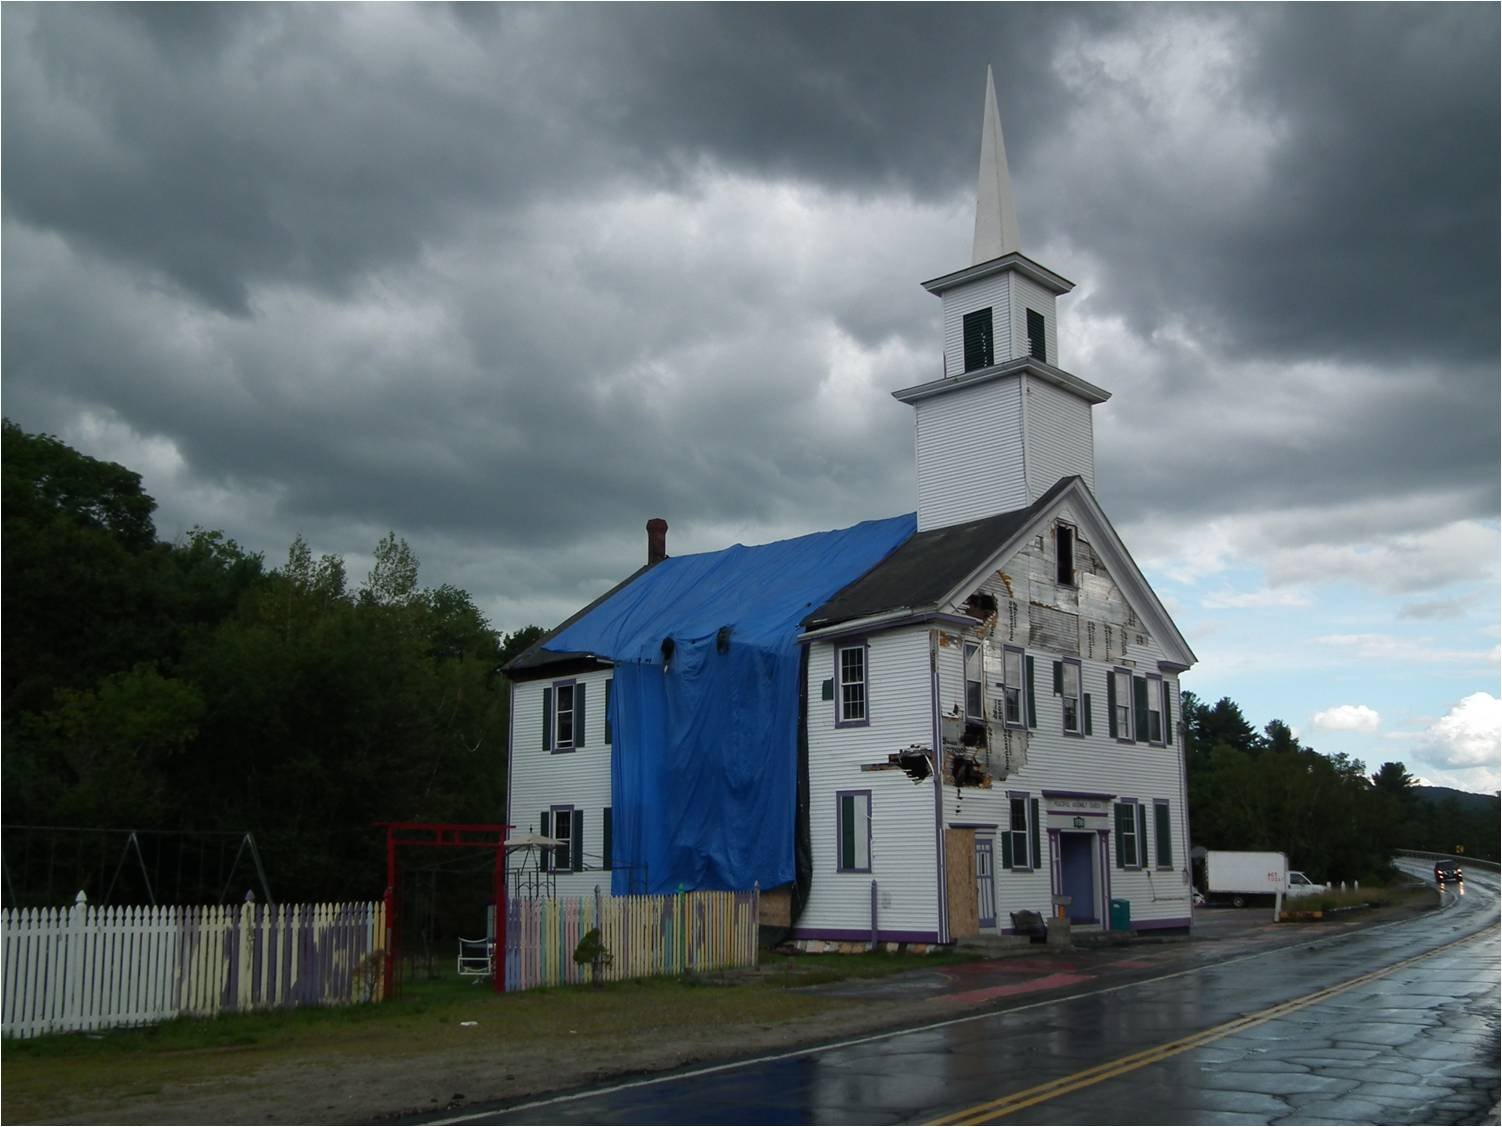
<box><xmin>1109</xmin><ymin>897</ymin><xmax>1131</xmax><ymax>932</ymax></box>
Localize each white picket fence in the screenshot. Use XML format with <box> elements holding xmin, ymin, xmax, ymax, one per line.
<box><xmin>2</xmin><ymin>892</ymin><xmax>386</xmax><ymax>1039</ymax></box>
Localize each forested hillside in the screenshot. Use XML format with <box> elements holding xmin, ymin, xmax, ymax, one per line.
<box><xmin>2</xmin><ymin>420</ymin><xmax>540</xmax><ymax>904</ymax></box>
<box><xmin>3</xmin><ymin>421</ymin><xmax>1493</xmax><ymax>907</ymax></box>
<box><xmin>1182</xmin><ymin>693</ymin><xmax>1499</xmax><ymax>882</ymax></box>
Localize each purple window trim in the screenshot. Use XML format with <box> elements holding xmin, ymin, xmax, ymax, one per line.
<box><xmin>1099</xmin><ymin>829</ymin><xmax>1113</xmax><ymax>908</ymax></box>
<box><xmin>789</xmin><ymin>927</ymin><xmax>941</xmax><ymax>944</ymax></box>
<box><xmin>835</xmin><ymin>789</ymin><xmax>873</xmax><ymax>873</ymax></box>
<box><xmin>1146</xmin><ymin>673</ymin><xmax>1167</xmax><ymax>747</ymax></box>
<box><xmin>948</xmin><ymin>821</ymin><xmax>1000</xmax><ymax>829</ymax></box>
<box><xmin>1061</xmin><ymin>656</ymin><xmax>1084</xmax><ymax>739</ymax></box>
<box><xmin>1002</xmin><ymin>644</ymin><xmax>1027</xmax><ymax>730</ymax></box>
<box><xmin>1006</xmin><ymin>789</ymin><xmax>1032</xmax><ymax>872</ymax></box>
<box><xmin>834</xmin><ymin>641</ymin><xmax>871</xmax><ymax>729</ymax></box>
<box><xmin>930</xmin><ymin>657</ymin><xmax>949</xmax><ymax>945</ymax></box>
<box><xmin>1153</xmin><ymin>799</ymin><xmax>1174</xmax><ymax>871</ymax></box>
<box><xmin>1113</xmin><ymin>666</ymin><xmax>1135</xmax><ymax>745</ymax></box>
<box><xmin>1117</xmin><ymin>797</ymin><xmax>1143</xmax><ymax>871</ymax></box>
<box><xmin>551</xmin><ymin>677</ymin><xmax>578</xmax><ymax>754</ymax></box>
<box><xmin>549</xmin><ymin>804</ymin><xmax>575</xmax><ymax>872</ymax></box>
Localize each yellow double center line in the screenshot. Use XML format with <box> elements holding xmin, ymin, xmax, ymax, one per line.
<box><xmin>930</xmin><ymin>925</ymin><xmax>1499</xmax><ymax>1125</ymax></box>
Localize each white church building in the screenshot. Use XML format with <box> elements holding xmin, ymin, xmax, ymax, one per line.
<box><xmin>506</xmin><ymin>69</ymin><xmax>1196</xmax><ymax>946</ymax></box>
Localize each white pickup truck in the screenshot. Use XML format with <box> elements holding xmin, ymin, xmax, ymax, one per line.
<box><xmin>1202</xmin><ymin>850</ymin><xmax>1327</xmax><ymax>907</ymax></box>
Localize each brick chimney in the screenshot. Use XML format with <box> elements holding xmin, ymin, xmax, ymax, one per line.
<box><xmin>646</xmin><ymin>518</ymin><xmax>668</xmax><ymax>565</ymax></box>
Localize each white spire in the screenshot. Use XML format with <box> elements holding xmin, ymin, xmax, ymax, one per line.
<box><xmin>971</xmin><ymin>65</ymin><xmax>1022</xmax><ymax>265</ymax></box>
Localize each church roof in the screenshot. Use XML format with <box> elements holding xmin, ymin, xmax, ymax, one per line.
<box><xmin>802</xmin><ymin>476</ymin><xmax>1078</xmax><ymax>630</ymax></box>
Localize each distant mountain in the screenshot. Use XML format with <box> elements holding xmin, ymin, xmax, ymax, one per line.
<box><xmin>1413</xmin><ymin>785</ymin><xmax>1500</xmax><ymax>814</ymax></box>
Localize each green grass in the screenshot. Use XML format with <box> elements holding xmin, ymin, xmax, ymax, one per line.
<box><xmin>1294</xmin><ymin>882</ymin><xmax>1435</xmax><ymax>913</ymax></box>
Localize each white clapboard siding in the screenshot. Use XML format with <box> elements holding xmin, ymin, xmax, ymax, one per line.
<box><xmin>1025</xmin><ymin>375</ymin><xmax>1096</xmax><ymax>496</ymax></box>
<box><xmin>942</xmin><ymin>272</ymin><xmax>1014</xmax><ymax>377</ymax></box>
<box><xmin>803</xmin><ymin>628</ymin><xmax>941</xmax><ymax>939</ymax></box>
<box><xmin>2</xmin><ymin>897</ymin><xmax>386</xmax><ymax>1039</ymax></box>
<box><xmin>914</xmin><ymin>373</ymin><xmax>1028</xmax><ymax>531</ymax></box>
<box><xmin>508</xmin><ymin>667</ymin><xmax>616</xmax><ymax>895</ymax></box>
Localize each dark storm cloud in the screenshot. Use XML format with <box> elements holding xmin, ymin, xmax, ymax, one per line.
<box><xmin>3</xmin><ymin>3</ymin><xmax>1497</xmax><ymax>631</ymax></box>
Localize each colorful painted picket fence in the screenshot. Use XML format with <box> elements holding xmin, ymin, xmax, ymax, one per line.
<box><xmin>504</xmin><ymin>887</ymin><xmax>758</xmax><ymax>991</ymax></box>
<box><xmin>2</xmin><ymin>893</ymin><xmax>385</xmax><ymax>1039</ymax></box>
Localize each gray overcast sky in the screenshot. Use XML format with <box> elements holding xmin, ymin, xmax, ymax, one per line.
<box><xmin>4</xmin><ymin>4</ymin><xmax>1499</xmax><ymax>790</ymax></box>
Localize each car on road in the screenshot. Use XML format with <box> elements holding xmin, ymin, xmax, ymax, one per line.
<box><xmin>1434</xmin><ymin>859</ymin><xmax>1464</xmax><ymax>884</ymax></box>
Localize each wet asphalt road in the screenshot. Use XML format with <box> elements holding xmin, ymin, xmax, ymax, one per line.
<box><xmin>435</xmin><ymin>862</ymin><xmax>1500</xmax><ymax>1125</ymax></box>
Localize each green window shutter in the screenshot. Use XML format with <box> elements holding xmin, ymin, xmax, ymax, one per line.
<box><xmin>1106</xmin><ymin>676</ymin><xmax>1118</xmax><ymax>738</ymax></box>
<box><xmin>575</xmin><ymin>683</ymin><xmax>587</xmax><ymax>747</ymax></box>
<box><xmin>1137</xmin><ymin>804</ymin><xmax>1149</xmax><ymax>868</ymax></box>
<box><xmin>1052</xmin><ymin>661</ymin><xmax>1063</xmax><ymax>694</ymax></box>
<box><xmin>822</xmin><ymin>678</ymin><xmax>834</xmax><ymax>701</ymax></box>
<box><xmin>1083</xmin><ymin>692</ymin><xmax>1093</xmax><ymax>735</ymax></box>
<box><xmin>572</xmin><ymin>812</ymin><xmax>585</xmax><ymax>872</ymax></box>
<box><xmin>604</xmin><ymin>679</ymin><xmax>613</xmax><ymax>745</ymax></box>
<box><xmin>1133</xmin><ymin>677</ymin><xmax>1150</xmax><ymax>742</ymax></box>
<box><xmin>1114</xmin><ymin>805</ymin><xmax>1127</xmax><ymax>867</ymax></box>
<box><xmin>539</xmin><ymin>810</ymin><xmax>550</xmax><ymax>839</ymax></box>
<box><xmin>543</xmin><ymin>687</ymin><xmax>553</xmax><ymax>750</ymax></box>
<box><xmin>1030</xmin><ymin>799</ymin><xmax>1041</xmax><ymax>872</ymax></box>
<box><xmin>1025</xmin><ymin>656</ymin><xmax>1037</xmax><ymax>728</ymax></box>
<box><xmin>1000</xmin><ymin>830</ymin><xmax>1013</xmax><ymax>869</ymax></box>
<box><xmin>603</xmin><ymin>807</ymin><xmax>613</xmax><ymax>870</ymax></box>
<box><xmin>1161</xmin><ymin>682</ymin><xmax>1172</xmax><ymax>747</ymax></box>
<box><xmin>1154</xmin><ymin>804</ymin><xmax>1171</xmax><ymax>868</ymax></box>
<box><xmin>839</xmin><ymin>794</ymin><xmax>854</xmax><ymax>869</ymax></box>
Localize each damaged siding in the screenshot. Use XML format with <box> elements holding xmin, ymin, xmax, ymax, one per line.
<box><xmin>914</xmin><ymin>376</ymin><xmax>1028</xmax><ymax>531</ymax></box>
<box><xmin>932</xmin><ymin>510</ymin><xmax>1191</xmax><ymax>931</ymax></box>
<box><xmin>801</xmin><ymin>628</ymin><xmax>941</xmax><ymax>939</ymax></box>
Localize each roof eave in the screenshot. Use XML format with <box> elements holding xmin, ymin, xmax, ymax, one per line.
<box><xmin>920</xmin><ymin>252</ymin><xmax>1075</xmax><ymax>297</ymax></box>
<box><xmin>892</xmin><ymin>358</ymin><xmax>1110</xmax><ymax>407</ymax></box>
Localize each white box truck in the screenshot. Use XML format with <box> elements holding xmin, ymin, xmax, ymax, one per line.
<box><xmin>1201</xmin><ymin>851</ymin><xmax>1326</xmax><ymax>907</ymax></box>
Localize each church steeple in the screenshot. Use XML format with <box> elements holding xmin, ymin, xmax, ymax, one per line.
<box><xmin>971</xmin><ymin>65</ymin><xmax>1022</xmax><ymax>265</ymax></box>
<box><xmin>892</xmin><ymin>69</ymin><xmax>1110</xmax><ymax>532</ymax></box>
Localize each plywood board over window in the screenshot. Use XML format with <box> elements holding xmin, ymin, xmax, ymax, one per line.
<box><xmin>945</xmin><ymin>827</ymin><xmax>979</xmax><ymax>939</ymax></box>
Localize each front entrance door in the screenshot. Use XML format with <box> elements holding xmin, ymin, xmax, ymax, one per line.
<box><xmin>1060</xmin><ymin>832</ymin><xmax>1096</xmax><ymax>923</ymax></box>
<box><xmin>975</xmin><ymin>837</ymin><xmax>996</xmax><ymax>929</ymax></box>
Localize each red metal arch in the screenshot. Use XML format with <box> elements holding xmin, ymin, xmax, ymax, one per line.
<box><xmin>377</xmin><ymin>822</ymin><xmax>509</xmax><ymax>995</ymax></box>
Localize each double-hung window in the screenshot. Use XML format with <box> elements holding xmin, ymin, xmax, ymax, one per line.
<box><xmin>964</xmin><ymin>642</ymin><xmax>984</xmax><ymax>721</ymax></box>
<box><xmin>1114</xmin><ymin>801</ymin><xmax>1148</xmax><ymax>869</ymax></box>
<box><xmin>1144</xmin><ymin>674</ymin><xmax>1165</xmax><ymax>744</ymax></box>
<box><xmin>837</xmin><ymin>791</ymin><xmax>871</xmax><ymax>872</ymax></box>
<box><xmin>543</xmin><ymin>680</ymin><xmax>586</xmax><ymax>752</ymax></box>
<box><xmin>1059</xmin><ymin>658</ymin><xmax>1082</xmax><ymax>736</ymax></box>
<box><xmin>836</xmin><ymin>643</ymin><xmax>868</xmax><ymax>726</ymax></box>
<box><xmin>541</xmin><ymin>806</ymin><xmax>583</xmax><ymax>872</ymax></box>
<box><xmin>1002</xmin><ymin>646</ymin><xmax>1025</xmax><ymax>728</ymax></box>
<box><xmin>1002</xmin><ymin>793</ymin><xmax>1040</xmax><ymax>871</ymax></box>
<box><xmin>1108</xmin><ymin>668</ymin><xmax>1133</xmax><ymax>742</ymax></box>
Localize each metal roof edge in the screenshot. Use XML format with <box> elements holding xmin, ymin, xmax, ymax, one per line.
<box><xmin>892</xmin><ymin>358</ymin><xmax>1109</xmax><ymax>406</ymax></box>
<box><xmin>920</xmin><ymin>252</ymin><xmax>1075</xmax><ymax>297</ymax></box>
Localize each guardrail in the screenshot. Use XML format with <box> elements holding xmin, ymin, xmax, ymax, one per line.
<box><xmin>1395</xmin><ymin>850</ymin><xmax>1499</xmax><ymax>871</ymax></box>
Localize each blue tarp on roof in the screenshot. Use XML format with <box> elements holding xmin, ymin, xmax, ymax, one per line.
<box><xmin>543</xmin><ymin>513</ymin><xmax>916</xmax><ymax>895</ymax></box>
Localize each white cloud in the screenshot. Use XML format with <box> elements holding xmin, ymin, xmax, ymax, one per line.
<box><xmin>1313</xmin><ymin>633</ymin><xmax>1499</xmax><ymax>667</ymax></box>
<box><xmin>1202</xmin><ymin>587</ymin><xmax>1312</xmax><ymax>609</ymax></box>
<box><xmin>1311</xmin><ymin>704</ymin><xmax>1381</xmax><ymax>733</ymax></box>
<box><xmin>1417</xmin><ymin>692</ymin><xmax>1502</xmax><ymax>769</ymax></box>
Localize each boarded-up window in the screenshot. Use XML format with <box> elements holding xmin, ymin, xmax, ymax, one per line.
<box><xmin>963</xmin><ymin>308</ymin><xmax>994</xmax><ymax>372</ymax></box>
